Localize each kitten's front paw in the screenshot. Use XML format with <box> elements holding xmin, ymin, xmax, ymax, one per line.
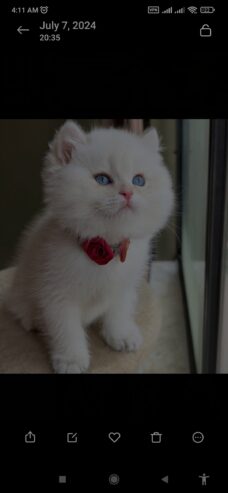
<box><xmin>51</xmin><ymin>351</ymin><xmax>90</xmax><ymax>374</ymax></box>
<box><xmin>102</xmin><ymin>323</ymin><xmax>143</xmax><ymax>352</ymax></box>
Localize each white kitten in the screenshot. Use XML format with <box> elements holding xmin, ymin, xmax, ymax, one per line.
<box><xmin>5</xmin><ymin>121</ymin><xmax>174</xmax><ymax>373</ymax></box>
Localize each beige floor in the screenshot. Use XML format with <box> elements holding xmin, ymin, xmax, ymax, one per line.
<box><xmin>0</xmin><ymin>262</ymin><xmax>190</xmax><ymax>374</ymax></box>
<box><xmin>146</xmin><ymin>260</ymin><xmax>190</xmax><ymax>373</ymax></box>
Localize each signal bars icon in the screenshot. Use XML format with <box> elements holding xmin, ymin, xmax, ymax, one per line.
<box><xmin>174</xmin><ymin>7</ymin><xmax>185</xmax><ymax>14</ymax></box>
<box><xmin>162</xmin><ymin>7</ymin><xmax>172</xmax><ymax>14</ymax></box>
<box><xmin>156</xmin><ymin>5</ymin><xmax>200</xmax><ymax>15</ymax></box>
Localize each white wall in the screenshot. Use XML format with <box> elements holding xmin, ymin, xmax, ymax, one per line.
<box><xmin>182</xmin><ymin>119</ymin><xmax>210</xmax><ymax>372</ymax></box>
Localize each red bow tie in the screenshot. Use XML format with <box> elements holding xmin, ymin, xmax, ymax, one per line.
<box><xmin>81</xmin><ymin>237</ymin><xmax>130</xmax><ymax>265</ymax></box>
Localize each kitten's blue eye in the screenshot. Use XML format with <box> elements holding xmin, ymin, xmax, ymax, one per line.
<box><xmin>132</xmin><ymin>175</ymin><xmax>145</xmax><ymax>186</ymax></box>
<box><xmin>95</xmin><ymin>174</ymin><xmax>113</xmax><ymax>185</ymax></box>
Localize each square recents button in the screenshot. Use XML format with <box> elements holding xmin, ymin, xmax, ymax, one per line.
<box><xmin>59</xmin><ymin>476</ymin><xmax>67</xmax><ymax>484</ymax></box>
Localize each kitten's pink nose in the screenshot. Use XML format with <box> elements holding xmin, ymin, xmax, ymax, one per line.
<box><xmin>119</xmin><ymin>190</ymin><xmax>133</xmax><ymax>202</ymax></box>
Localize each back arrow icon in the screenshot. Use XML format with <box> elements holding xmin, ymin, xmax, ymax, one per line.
<box><xmin>17</xmin><ymin>26</ymin><xmax>30</xmax><ymax>35</ymax></box>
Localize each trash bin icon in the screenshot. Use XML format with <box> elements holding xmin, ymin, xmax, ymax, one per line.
<box><xmin>200</xmin><ymin>24</ymin><xmax>212</xmax><ymax>37</ymax></box>
<box><xmin>150</xmin><ymin>432</ymin><xmax>163</xmax><ymax>443</ymax></box>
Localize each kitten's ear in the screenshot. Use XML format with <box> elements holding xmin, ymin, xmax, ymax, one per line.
<box><xmin>49</xmin><ymin>120</ymin><xmax>86</xmax><ymax>165</ymax></box>
<box><xmin>142</xmin><ymin>127</ymin><xmax>161</xmax><ymax>152</ymax></box>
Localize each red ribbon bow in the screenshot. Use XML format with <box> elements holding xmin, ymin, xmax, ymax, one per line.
<box><xmin>81</xmin><ymin>237</ymin><xmax>130</xmax><ymax>265</ymax></box>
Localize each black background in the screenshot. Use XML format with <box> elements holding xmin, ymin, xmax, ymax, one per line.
<box><xmin>2</xmin><ymin>1</ymin><xmax>228</xmax><ymax>117</ymax></box>
<box><xmin>1</xmin><ymin>0</ymin><xmax>228</xmax><ymax>414</ymax></box>
<box><xmin>1</xmin><ymin>2</ymin><xmax>228</xmax><ymax>489</ymax></box>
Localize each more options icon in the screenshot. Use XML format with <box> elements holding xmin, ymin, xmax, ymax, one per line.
<box><xmin>192</xmin><ymin>431</ymin><xmax>205</xmax><ymax>444</ymax></box>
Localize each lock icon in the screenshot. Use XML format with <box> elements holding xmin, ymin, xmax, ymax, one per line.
<box><xmin>200</xmin><ymin>24</ymin><xmax>212</xmax><ymax>37</ymax></box>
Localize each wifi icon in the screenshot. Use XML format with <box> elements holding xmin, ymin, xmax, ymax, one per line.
<box><xmin>187</xmin><ymin>6</ymin><xmax>198</xmax><ymax>14</ymax></box>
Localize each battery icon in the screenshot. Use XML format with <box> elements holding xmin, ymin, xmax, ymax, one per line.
<box><xmin>200</xmin><ymin>6</ymin><xmax>215</xmax><ymax>13</ymax></box>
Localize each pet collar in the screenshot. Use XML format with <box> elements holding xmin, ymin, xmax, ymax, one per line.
<box><xmin>81</xmin><ymin>237</ymin><xmax>130</xmax><ymax>265</ymax></box>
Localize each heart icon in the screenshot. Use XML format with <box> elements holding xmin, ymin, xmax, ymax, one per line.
<box><xmin>108</xmin><ymin>432</ymin><xmax>121</xmax><ymax>443</ymax></box>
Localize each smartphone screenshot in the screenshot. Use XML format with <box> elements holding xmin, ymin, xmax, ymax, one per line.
<box><xmin>0</xmin><ymin>1</ymin><xmax>227</xmax><ymax>490</ymax></box>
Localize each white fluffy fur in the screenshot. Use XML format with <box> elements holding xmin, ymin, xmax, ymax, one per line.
<box><xmin>5</xmin><ymin>121</ymin><xmax>174</xmax><ymax>373</ymax></box>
